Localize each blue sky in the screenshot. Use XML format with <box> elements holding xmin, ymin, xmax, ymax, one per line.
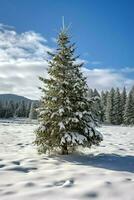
<box><xmin>0</xmin><ymin>0</ymin><xmax>134</xmax><ymax>99</ymax></box>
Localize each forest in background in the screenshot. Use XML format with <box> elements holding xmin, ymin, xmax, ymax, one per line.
<box><xmin>0</xmin><ymin>97</ymin><xmax>39</xmax><ymax>119</ymax></box>
<box><xmin>0</xmin><ymin>85</ymin><xmax>134</xmax><ymax>125</ymax></box>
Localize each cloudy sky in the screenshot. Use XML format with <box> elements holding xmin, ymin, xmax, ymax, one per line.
<box><xmin>0</xmin><ymin>0</ymin><xmax>134</xmax><ymax>99</ymax></box>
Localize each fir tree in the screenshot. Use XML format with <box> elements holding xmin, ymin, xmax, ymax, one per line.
<box><xmin>121</xmin><ymin>87</ymin><xmax>127</xmax><ymax>123</ymax></box>
<box><xmin>15</xmin><ymin>101</ymin><xmax>26</xmax><ymax>117</ymax></box>
<box><xmin>29</xmin><ymin>102</ymin><xmax>38</xmax><ymax>119</ymax></box>
<box><xmin>35</xmin><ymin>26</ymin><xmax>103</xmax><ymax>154</ymax></box>
<box><xmin>124</xmin><ymin>87</ymin><xmax>134</xmax><ymax>125</ymax></box>
<box><xmin>100</xmin><ymin>91</ymin><xmax>107</xmax><ymax>122</ymax></box>
<box><xmin>87</xmin><ymin>88</ymin><xmax>94</xmax><ymax>99</ymax></box>
<box><xmin>114</xmin><ymin>88</ymin><xmax>122</xmax><ymax>125</ymax></box>
<box><xmin>0</xmin><ymin>101</ymin><xmax>3</xmax><ymax>118</ymax></box>
<box><xmin>105</xmin><ymin>88</ymin><xmax>115</xmax><ymax>124</ymax></box>
<box><xmin>26</xmin><ymin>101</ymin><xmax>32</xmax><ymax>118</ymax></box>
<box><xmin>92</xmin><ymin>89</ymin><xmax>102</xmax><ymax>122</ymax></box>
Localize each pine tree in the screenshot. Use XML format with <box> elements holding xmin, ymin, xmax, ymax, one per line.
<box><xmin>100</xmin><ymin>91</ymin><xmax>107</xmax><ymax>122</ymax></box>
<box><xmin>29</xmin><ymin>102</ymin><xmax>38</xmax><ymax>119</ymax></box>
<box><xmin>121</xmin><ymin>87</ymin><xmax>127</xmax><ymax>123</ymax></box>
<box><xmin>26</xmin><ymin>101</ymin><xmax>32</xmax><ymax>118</ymax></box>
<box><xmin>15</xmin><ymin>101</ymin><xmax>25</xmax><ymax>117</ymax></box>
<box><xmin>105</xmin><ymin>88</ymin><xmax>115</xmax><ymax>124</ymax></box>
<box><xmin>87</xmin><ymin>88</ymin><xmax>94</xmax><ymax>99</ymax></box>
<box><xmin>0</xmin><ymin>101</ymin><xmax>3</xmax><ymax>118</ymax></box>
<box><xmin>92</xmin><ymin>89</ymin><xmax>102</xmax><ymax>122</ymax></box>
<box><xmin>124</xmin><ymin>86</ymin><xmax>134</xmax><ymax>125</ymax></box>
<box><xmin>114</xmin><ymin>88</ymin><xmax>122</xmax><ymax>125</ymax></box>
<box><xmin>35</xmin><ymin>26</ymin><xmax>103</xmax><ymax>154</ymax></box>
<box><xmin>4</xmin><ymin>101</ymin><xmax>14</xmax><ymax>118</ymax></box>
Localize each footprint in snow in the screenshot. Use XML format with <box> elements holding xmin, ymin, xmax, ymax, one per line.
<box><xmin>124</xmin><ymin>178</ymin><xmax>132</xmax><ymax>182</ymax></box>
<box><xmin>0</xmin><ymin>164</ymin><xmax>5</xmax><ymax>168</ymax></box>
<box><xmin>105</xmin><ymin>181</ymin><xmax>112</xmax><ymax>187</ymax></box>
<box><xmin>11</xmin><ymin>161</ymin><xmax>20</xmax><ymax>165</ymax></box>
<box><xmin>53</xmin><ymin>179</ymin><xmax>74</xmax><ymax>188</ymax></box>
<box><xmin>6</xmin><ymin>166</ymin><xmax>37</xmax><ymax>173</ymax></box>
<box><xmin>3</xmin><ymin>191</ymin><xmax>16</xmax><ymax>196</ymax></box>
<box><xmin>24</xmin><ymin>182</ymin><xmax>36</xmax><ymax>187</ymax></box>
<box><xmin>84</xmin><ymin>191</ymin><xmax>98</xmax><ymax>198</ymax></box>
<box><xmin>62</xmin><ymin>180</ymin><xmax>74</xmax><ymax>187</ymax></box>
<box><xmin>118</xmin><ymin>148</ymin><xmax>125</xmax><ymax>151</ymax></box>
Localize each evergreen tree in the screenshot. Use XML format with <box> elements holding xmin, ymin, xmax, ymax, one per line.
<box><xmin>14</xmin><ymin>102</ymin><xmax>19</xmax><ymax>117</ymax></box>
<box><xmin>105</xmin><ymin>88</ymin><xmax>115</xmax><ymax>124</ymax></box>
<box><xmin>4</xmin><ymin>101</ymin><xmax>13</xmax><ymax>118</ymax></box>
<box><xmin>35</xmin><ymin>26</ymin><xmax>103</xmax><ymax>154</ymax></box>
<box><xmin>21</xmin><ymin>100</ymin><xmax>27</xmax><ymax>117</ymax></box>
<box><xmin>100</xmin><ymin>91</ymin><xmax>107</xmax><ymax>122</ymax></box>
<box><xmin>0</xmin><ymin>101</ymin><xmax>4</xmax><ymax>118</ymax></box>
<box><xmin>26</xmin><ymin>101</ymin><xmax>32</xmax><ymax>118</ymax></box>
<box><xmin>92</xmin><ymin>89</ymin><xmax>102</xmax><ymax>122</ymax></box>
<box><xmin>10</xmin><ymin>100</ymin><xmax>15</xmax><ymax>117</ymax></box>
<box><xmin>87</xmin><ymin>88</ymin><xmax>94</xmax><ymax>99</ymax></box>
<box><xmin>124</xmin><ymin>87</ymin><xmax>134</xmax><ymax>125</ymax></box>
<box><xmin>114</xmin><ymin>88</ymin><xmax>122</xmax><ymax>124</ymax></box>
<box><xmin>29</xmin><ymin>102</ymin><xmax>38</xmax><ymax>119</ymax></box>
<box><xmin>93</xmin><ymin>89</ymin><xmax>100</xmax><ymax>98</ymax></box>
<box><xmin>121</xmin><ymin>87</ymin><xmax>127</xmax><ymax>123</ymax></box>
<box><xmin>15</xmin><ymin>101</ymin><xmax>25</xmax><ymax>117</ymax></box>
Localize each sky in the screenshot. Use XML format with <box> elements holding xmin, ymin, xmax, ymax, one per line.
<box><xmin>0</xmin><ymin>0</ymin><xmax>134</xmax><ymax>99</ymax></box>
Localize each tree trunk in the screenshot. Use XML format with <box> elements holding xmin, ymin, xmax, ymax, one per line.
<box><xmin>61</xmin><ymin>144</ymin><xmax>68</xmax><ymax>155</ymax></box>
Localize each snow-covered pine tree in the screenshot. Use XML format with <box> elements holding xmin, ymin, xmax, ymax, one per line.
<box><xmin>29</xmin><ymin>102</ymin><xmax>38</xmax><ymax>119</ymax></box>
<box><xmin>124</xmin><ymin>86</ymin><xmax>134</xmax><ymax>125</ymax></box>
<box><xmin>114</xmin><ymin>88</ymin><xmax>122</xmax><ymax>125</ymax></box>
<box><xmin>100</xmin><ymin>91</ymin><xmax>107</xmax><ymax>122</ymax></box>
<box><xmin>105</xmin><ymin>88</ymin><xmax>115</xmax><ymax>124</ymax></box>
<box><xmin>26</xmin><ymin>101</ymin><xmax>31</xmax><ymax>118</ymax></box>
<box><xmin>0</xmin><ymin>101</ymin><xmax>3</xmax><ymax>118</ymax></box>
<box><xmin>87</xmin><ymin>88</ymin><xmax>94</xmax><ymax>99</ymax></box>
<box><xmin>92</xmin><ymin>89</ymin><xmax>102</xmax><ymax>122</ymax></box>
<box><xmin>35</xmin><ymin>26</ymin><xmax>103</xmax><ymax>154</ymax></box>
<box><xmin>4</xmin><ymin>101</ymin><xmax>14</xmax><ymax>118</ymax></box>
<box><xmin>121</xmin><ymin>87</ymin><xmax>127</xmax><ymax>123</ymax></box>
<box><xmin>15</xmin><ymin>100</ymin><xmax>26</xmax><ymax>117</ymax></box>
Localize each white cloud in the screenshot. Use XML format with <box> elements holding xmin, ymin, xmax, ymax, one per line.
<box><xmin>120</xmin><ymin>67</ymin><xmax>134</xmax><ymax>73</ymax></box>
<box><xmin>0</xmin><ymin>24</ymin><xmax>133</xmax><ymax>99</ymax></box>
<box><xmin>74</xmin><ymin>58</ymin><xmax>88</xmax><ymax>65</ymax></box>
<box><xmin>0</xmin><ymin>25</ymin><xmax>51</xmax><ymax>99</ymax></box>
<box><xmin>82</xmin><ymin>68</ymin><xmax>134</xmax><ymax>91</ymax></box>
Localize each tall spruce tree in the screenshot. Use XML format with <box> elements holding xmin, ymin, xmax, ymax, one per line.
<box><xmin>105</xmin><ymin>88</ymin><xmax>115</xmax><ymax>124</ymax></box>
<box><xmin>100</xmin><ymin>91</ymin><xmax>107</xmax><ymax>122</ymax></box>
<box><xmin>35</xmin><ymin>26</ymin><xmax>103</xmax><ymax>154</ymax></box>
<box><xmin>29</xmin><ymin>102</ymin><xmax>38</xmax><ymax>119</ymax></box>
<box><xmin>124</xmin><ymin>86</ymin><xmax>134</xmax><ymax>125</ymax></box>
<box><xmin>87</xmin><ymin>88</ymin><xmax>94</xmax><ymax>99</ymax></box>
<box><xmin>121</xmin><ymin>87</ymin><xmax>127</xmax><ymax>123</ymax></box>
<box><xmin>114</xmin><ymin>88</ymin><xmax>122</xmax><ymax>125</ymax></box>
<box><xmin>0</xmin><ymin>101</ymin><xmax>4</xmax><ymax>118</ymax></box>
<box><xmin>92</xmin><ymin>89</ymin><xmax>102</xmax><ymax>122</ymax></box>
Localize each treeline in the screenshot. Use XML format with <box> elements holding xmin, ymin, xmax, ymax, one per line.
<box><xmin>0</xmin><ymin>100</ymin><xmax>39</xmax><ymax>119</ymax></box>
<box><xmin>0</xmin><ymin>86</ymin><xmax>134</xmax><ymax>125</ymax></box>
<box><xmin>88</xmin><ymin>85</ymin><xmax>134</xmax><ymax>125</ymax></box>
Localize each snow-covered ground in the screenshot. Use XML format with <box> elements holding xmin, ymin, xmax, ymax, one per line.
<box><xmin>0</xmin><ymin>121</ymin><xmax>134</xmax><ymax>200</ymax></box>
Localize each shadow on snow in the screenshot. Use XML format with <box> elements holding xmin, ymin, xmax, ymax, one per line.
<box><xmin>52</xmin><ymin>153</ymin><xmax>134</xmax><ymax>173</ymax></box>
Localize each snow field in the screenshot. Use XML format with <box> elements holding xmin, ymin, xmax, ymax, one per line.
<box><xmin>0</xmin><ymin>122</ymin><xmax>134</xmax><ymax>200</ymax></box>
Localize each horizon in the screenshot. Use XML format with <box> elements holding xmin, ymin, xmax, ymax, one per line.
<box><xmin>0</xmin><ymin>0</ymin><xmax>134</xmax><ymax>99</ymax></box>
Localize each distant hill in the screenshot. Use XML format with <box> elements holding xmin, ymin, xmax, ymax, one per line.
<box><xmin>0</xmin><ymin>94</ymin><xmax>33</xmax><ymax>103</ymax></box>
<box><xmin>0</xmin><ymin>94</ymin><xmax>39</xmax><ymax>119</ymax></box>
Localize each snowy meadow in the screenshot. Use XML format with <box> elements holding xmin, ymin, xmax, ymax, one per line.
<box><xmin>0</xmin><ymin>121</ymin><xmax>134</xmax><ymax>200</ymax></box>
